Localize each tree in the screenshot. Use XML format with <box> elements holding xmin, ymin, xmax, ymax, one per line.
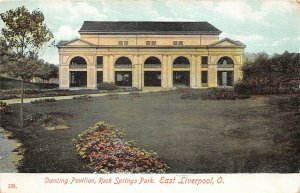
<box><xmin>37</xmin><ymin>62</ymin><xmax>58</xmax><ymax>83</ymax></box>
<box><xmin>0</xmin><ymin>6</ymin><xmax>53</xmax><ymax>127</ymax></box>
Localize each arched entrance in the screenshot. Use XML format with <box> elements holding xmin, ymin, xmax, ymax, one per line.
<box><xmin>144</xmin><ymin>57</ymin><xmax>161</xmax><ymax>87</ymax></box>
<box><xmin>173</xmin><ymin>56</ymin><xmax>190</xmax><ymax>87</ymax></box>
<box><xmin>217</xmin><ymin>56</ymin><xmax>234</xmax><ymax>86</ymax></box>
<box><xmin>115</xmin><ymin>57</ymin><xmax>132</xmax><ymax>86</ymax></box>
<box><xmin>69</xmin><ymin>56</ymin><xmax>87</xmax><ymax>87</ymax></box>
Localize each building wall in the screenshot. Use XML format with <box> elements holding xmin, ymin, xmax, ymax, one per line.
<box><xmin>80</xmin><ymin>34</ymin><xmax>219</xmax><ymax>46</ymax></box>
<box><xmin>58</xmin><ymin>45</ymin><xmax>244</xmax><ymax>89</ymax></box>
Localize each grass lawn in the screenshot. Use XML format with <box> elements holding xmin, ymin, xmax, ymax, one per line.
<box><xmin>1</xmin><ymin>90</ymin><xmax>299</xmax><ymax>173</ymax></box>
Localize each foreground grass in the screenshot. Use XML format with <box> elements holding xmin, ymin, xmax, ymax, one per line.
<box><xmin>1</xmin><ymin>91</ymin><xmax>299</xmax><ymax>172</ymax></box>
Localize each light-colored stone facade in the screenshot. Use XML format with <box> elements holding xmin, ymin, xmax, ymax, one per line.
<box><xmin>57</xmin><ymin>23</ymin><xmax>245</xmax><ymax>90</ymax></box>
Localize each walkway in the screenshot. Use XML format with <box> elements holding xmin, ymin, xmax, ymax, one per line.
<box><xmin>0</xmin><ymin>127</ymin><xmax>20</xmax><ymax>172</ymax></box>
<box><xmin>2</xmin><ymin>87</ymin><xmax>169</xmax><ymax>105</ymax></box>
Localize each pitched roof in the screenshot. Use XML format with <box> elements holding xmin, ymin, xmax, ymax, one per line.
<box><xmin>56</xmin><ymin>38</ymin><xmax>95</xmax><ymax>47</ymax></box>
<box><xmin>208</xmin><ymin>38</ymin><xmax>246</xmax><ymax>48</ymax></box>
<box><xmin>79</xmin><ymin>21</ymin><xmax>221</xmax><ymax>35</ymax></box>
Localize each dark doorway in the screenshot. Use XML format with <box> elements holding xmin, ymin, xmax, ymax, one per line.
<box><xmin>115</xmin><ymin>71</ymin><xmax>132</xmax><ymax>86</ymax></box>
<box><xmin>217</xmin><ymin>71</ymin><xmax>233</xmax><ymax>86</ymax></box>
<box><xmin>97</xmin><ymin>71</ymin><xmax>103</xmax><ymax>84</ymax></box>
<box><xmin>70</xmin><ymin>71</ymin><xmax>87</xmax><ymax>87</ymax></box>
<box><xmin>144</xmin><ymin>71</ymin><xmax>161</xmax><ymax>86</ymax></box>
<box><xmin>173</xmin><ymin>71</ymin><xmax>190</xmax><ymax>86</ymax></box>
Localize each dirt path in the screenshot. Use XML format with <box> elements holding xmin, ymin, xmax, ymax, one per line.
<box><xmin>0</xmin><ymin>127</ymin><xmax>21</xmax><ymax>172</ymax></box>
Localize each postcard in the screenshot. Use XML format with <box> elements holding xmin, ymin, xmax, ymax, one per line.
<box><xmin>0</xmin><ymin>0</ymin><xmax>299</xmax><ymax>193</ymax></box>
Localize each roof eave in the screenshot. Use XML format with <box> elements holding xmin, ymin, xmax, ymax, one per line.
<box><xmin>78</xmin><ymin>31</ymin><xmax>222</xmax><ymax>35</ymax></box>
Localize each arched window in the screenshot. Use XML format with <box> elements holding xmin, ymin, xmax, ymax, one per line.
<box><xmin>115</xmin><ymin>57</ymin><xmax>132</xmax><ymax>68</ymax></box>
<box><xmin>173</xmin><ymin>56</ymin><xmax>190</xmax><ymax>68</ymax></box>
<box><xmin>69</xmin><ymin>56</ymin><xmax>87</xmax><ymax>68</ymax></box>
<box><xmin>144</xmin><ymin>57</ymin><xmax>161</xmax><ymax>68</ymax></box>
<box><xmin>217</xmin><ymin>57</ymin><xmax>234</xmax><ymax>68</ymax></box>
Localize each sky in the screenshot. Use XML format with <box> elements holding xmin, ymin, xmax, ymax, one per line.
<box><xmin>0</xmin><ymin>0</ymin><xmax>299</xmax><ymax>64</ymax></box>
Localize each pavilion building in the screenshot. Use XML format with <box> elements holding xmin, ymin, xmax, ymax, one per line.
<box><xmin>57</xmin><ymin>21</ymin><xmax>245</xmax><ymax>89</ymax></box>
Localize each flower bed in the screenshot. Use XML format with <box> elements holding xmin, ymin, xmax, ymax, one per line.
<box><xmin>74</xmin><ymin>122</ymin><xmax>169</xmax><ymax>173</ymax></box>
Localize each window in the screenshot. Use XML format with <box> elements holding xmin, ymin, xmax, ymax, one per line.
<box><xmin>201</xmin><ymin>71</ymin><xmax>208</xmax><ymax>83</ymax></box>
<box><xmin>118</xmin><ymin>41</ymin><xmax>128</xmax><ymax>46</ymax></box>
<box><xmin>173</xmin><ymin>41</ymin><xmax>183</xmax><ymax>45</ymax></box>
<box><xmin>97</xmin><ymin>56</ymin><xmax>103</xmax><ymax>68</ymax></box>
<box><xmin>201</xmin><ymin>56</ymin><xmax>208</xmax><ymax>65</ymax></box>
<box><xmin>97</xmin><ymin>56</ymin><xmax>103</xmax><ymax>65</ymax></box>
<box><xmin>146</xmin><ymin>41</ymin><xmax>156</xmax><ymax>46</ymax></box>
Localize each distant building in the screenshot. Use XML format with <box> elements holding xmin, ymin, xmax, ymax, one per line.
<box><xmin>57</xmin><ymin>21</ymin><xmax>245</xmax><ymax>89</ymax></box>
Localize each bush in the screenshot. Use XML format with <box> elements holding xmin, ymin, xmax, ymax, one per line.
<box><xmin>72</xmin><ymin>95</ymin><xmax>92</xmax><ymax>100</ymax></box>
<box><xmin>0</xmin><ymin>101</ymin><xmax>12</xmax><ymax>114</ymax></box>
<box><xmin>74</xmin><ymin>122</ymin><xmax>169</xmax><ymax>173</ymax></box>
<box><xmin>106</xmin><ymin>93</ymin><xmax>119</xmax><ymax>99</ymax></box>
<box><xmin>237</xmin><ymin>52</ymin><xmax>300</xmax><ymax>95</ymax></box>
<box><xmin>31</xmin><ymin>98</ymin><xmax>56</xmax><ymax>104</ymax></box>
<box><xmin>97</xmin><ymin>82</ymin><xmax>118</xmax><ymax>91</ymax></box>
<box><xmin>129</xmin><ymin>92</ymin><xmax>141</xmax><ymax>97</ymax></box>
<box><xmin>180</xmin><ymin>88</ymin><xmax>250</xmax><ymax>100</ymax></box>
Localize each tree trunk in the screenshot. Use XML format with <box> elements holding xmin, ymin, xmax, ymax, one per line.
<box><xmin>20</xmin><ymin>79</ymin><xmax>24</xmax><ymax>128</ymax></box>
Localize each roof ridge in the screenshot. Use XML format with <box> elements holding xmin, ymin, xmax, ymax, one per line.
<box><xmin>79</xmin><ymin>21</ymin><xmax>221</xmax><ymax>35</ymax></box>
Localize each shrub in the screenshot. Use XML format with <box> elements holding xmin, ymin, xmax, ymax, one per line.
<box><xmin>72</xmin><ymin>95</ymin><xmax>92</xmax><ymax>100</ymax></box>
<box><xmin>97</xmin><ymin>82</ymin><xmax>118</xmax><ymax>91</ymax></box>
<box><xmin>106</xmin><ymin>93</ymin><xmax>119</xmax><ymax>99</ymax></box>
<box><xmin>0</xmin><ymin>101</ymin><xmax>12</xmax><ymax>114</ymax></box>
<box><xmin>129</xmin><ymin>92</ymin><xmax>141</xmax><ymax>97</ymax></box>
<box><xmin>180</xmin><ymin>88</ymin><xmax>250</xmax><ymax>100</ymax></box>
<box><xmin>31</xmin><ymin>98</ymin><xmax>56</xmax><ymax>104</ymax></box>
<box><xmin>74</xmin><ymin>122</ymin><xmax>169</xmax><ymax>173</ymax></box>
<box><xmin>237</xmin><ymin>52</ymin><xmax>300</xmax><ymax>95</ymax></box>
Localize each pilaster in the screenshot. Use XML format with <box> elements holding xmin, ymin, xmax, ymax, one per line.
<box><xmin>168</xmin><ymin>55</ymin><xmax>173</xmax><ymax>88</ymax></box>
<box><xmin>161</xmin><ymin>55</ymin><xmax>167</xmax><ymax>88</ymax></box>
<box><xmin>59</xmin><ymin>65</ymin><xmax>69</xmax><ymax>89</ymax></box>
<box><xmin>133</xmin><ymin>55</ymin><xmax>142</xmax><ymax>89</ymax></box>
<box><xmin>103</xmin><ymin>55</ymin><xmax>109</xmax><ymax>82</ymax></box>
<box><xmin>190</xmin><ymin>55</ymin><xmax>197</xmax><ymax>88</ymax></box>
<box><xmin>208</xmin><ymin>57</ymin><xmax>217</xmax><ymax>87</ymax></box>
<box><xmin>196</xmin><ymin>55</ymin><xmax>201</xmax><ymax>87</ymax></box>
<box><xmin>108</xmin><ymin>55</ymin><xmax>114</xmax><ymax>83</ymax></box>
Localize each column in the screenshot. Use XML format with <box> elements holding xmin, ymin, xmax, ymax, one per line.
<box><xmin>108</xmin><ymin>55</ymin><xmax>114</xmax><ymax>83</ymax></box>
<box><xmin>190</xmin><ymin>55</ymin><xmax>197</xmax><ymax>88</ymax></box>
<box><xmin>161</xmin><ymin>55</ymin><xmax>168</xmax><ymax>88</ymax></box>
<box><xmin>59</xmin><ymin>65</ymin><xmax>69</xmax><ymax>89</ymax></box>
<box><xmin>132</xmin><ymin>55</ymin><xmax>142</xmax><ymax>89</ymax></box>
<box><xmin>59</xmin><ymin>54</ymin><xmax>69</xmax><ymax>89</ymax></box>
<box><xmin>87</xmin><ymin>55</ymin><xmax>97</xmax><ymax>89</ymax></box>
<box><xmin>208</xmin><ymin>56</ymin><xmax>217</xmax><ymax>87</ymax></box>
<box><xmin>139</xmin><ymin>55</ymin><xmax>144</xmax><ymax>89</ymax></box>
<box><xmin>103</xmin><ymin>55</ymin><xmax>109</xmax><ymax>82</ymax></box>
<box><xmin>196</xmin><ymin>55</ymin><xmax>201</xmax><ymax>87</ymax></box>
<box><xmin>167</xmin><ymin>55</ymin><xmax>173</xmax><ymax>88</ymax></box>
<box><xmin>234</xmin><ymin>55</ymin><xmax>243</xmax><ymax>83</ymax></box>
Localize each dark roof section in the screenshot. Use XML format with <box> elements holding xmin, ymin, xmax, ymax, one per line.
<box><xmin>79</xmin><ymin>21</ymin><xmax>221</xmax><ymax>35</ymax></box>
